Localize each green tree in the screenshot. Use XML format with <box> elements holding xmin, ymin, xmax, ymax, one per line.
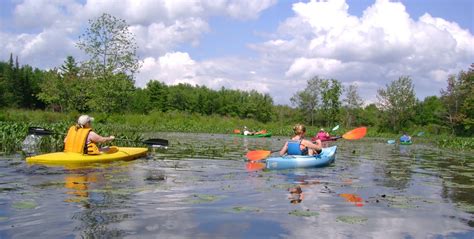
<box><xmin>77</xmin><ymin>13</ymin><xmax>141</xmax><ymax>80</ymax></box>
<box><xmin>319</xmin><ymin>79</ymin><xmax>342</xmax><ymax>127</ymax></box>
<box><xmin>343</xmin><ymin>83</ymin><xmax>364</xmax><ymax>127</ymax></box>
<box><xmin>38</xmin><ymin>56</ymin><xmax>88</xmax><ymax>112</ymax></box>
<box><xmin>377</xmin><ymin>76</ymin><xmax>416</xmax><ymax>132</ymax></box>
<box><xmin>291</xmin><ymin>77</ymin><xmax>321</xmax><ymax>126</ymax></box>
<box><xmin>413</xmin><ymin>96</ymin><xmax>445</xmax><ymax>126</ymax></box>
<box><xmin>86</xmin><ymin>73</ymin><xmax>135</xmax><ymax>113</ymax></box>
<box><xmin>441</xmin><ymin>65</ymin><xmax>474</xmax><ymax>135</ymax></box>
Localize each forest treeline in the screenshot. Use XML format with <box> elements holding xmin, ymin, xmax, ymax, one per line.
<box><xmin>0</xmin><ymin>13</ymin><xmax>472</xmax><ymax>137</ymax></box>
<box><xmin>1</xmin><ymin>55</ymin><xmax>472</xmax><ymax>137</ymax></box>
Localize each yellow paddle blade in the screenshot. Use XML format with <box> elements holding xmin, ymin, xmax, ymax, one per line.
<box><xmin>342</xmin><ymin>127</ymin><xmax>367</xmax><ymax>140</ymax></box>
<box><xmin>246</xmin><ymin>150</ymin><xmax>272</xmax><ymax>161</ymax></box>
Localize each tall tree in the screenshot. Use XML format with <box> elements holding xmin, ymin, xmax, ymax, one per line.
<box><xmin>38</xmin><ymin>56</ymin><xmax>88</xmax><ymax>112</ymax></box>
<box><xmin>319</xmin><ymin>79</ymin><xmax>342</xmax><ymax>127</ymax></box>
<box><xmin>377</xmin><ymin>76</ymin><xmax>416</xmax><ymax>132</ymax></box>
<box><xmin>77</xmin><ymin>13</ymin><xmax>141</xmax><ymax>80</ymax></box>
<box><xmin>343</xmin><ymin>83</ymin><xmax>364</xmax><ymax>127</ymax></box>
<box><xmin>441</xmin><ymin>65</ymin><xmax>474</xmax><ymax>135</ymax></box>
<box><xmin>291</xmin><ymin>77</ymin><xmax>321</xmax><ymax>126</ymax></box>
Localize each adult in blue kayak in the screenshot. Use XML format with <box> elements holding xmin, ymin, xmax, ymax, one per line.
<box><xmin>279</xmin><ymin>124</ymin><xmax>322</xmax><ymax>156</ymax></box>
<box><xmin>400</xmin><ymin>132</ymin><xmax>412</xmax><ymax>143</ymax></box>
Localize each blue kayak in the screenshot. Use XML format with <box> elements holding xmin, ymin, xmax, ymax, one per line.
<box><xmin>266</xmin><ymin>146</ymin><xmax>337</xmax><ymax>170</ymax></box>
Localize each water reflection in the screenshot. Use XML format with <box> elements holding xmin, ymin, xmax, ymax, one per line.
<box><xmin>0</xmin><ymin>134</ymin><xmax>473</xmax><ymax>238</ymax></box>
<box><xmin>288</xmin><ymin>185</ymin><xmax>303</xmax><ymax>204</ymax></box>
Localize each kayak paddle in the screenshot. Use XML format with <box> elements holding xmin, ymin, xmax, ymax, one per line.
<box><xmin>332</xmin><ymin>125</ymin><xmax>339</xmax><ymax>131</ymax></box>
<box><xmin>28</xmin><ymin>127</ymin><xmax>169</xmax><ymax>147</ymax></box>
<box><xmin>245</xmin><ymin>150</ymin><xmax>279</xmax><ymax>161</ymax></box>
<box><xmin>245</xmin><ymin>162</ymin><xmax>266</xmax><ymax>172</ymax></box>
<box><xmin>342</xmin><ymin>127</ymin><xmax>367</xmax><ymax>140</ymax></box>
<box><xmin>246</xmin><ymin>127</ymin><xmax>368</xmax><ymax>161</ymax></box>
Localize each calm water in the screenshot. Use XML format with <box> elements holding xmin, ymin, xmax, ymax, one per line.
<box><xmin>0</xmin><ymin>133</ymin><xmax>473</xmax><ymax>238</ymax></box>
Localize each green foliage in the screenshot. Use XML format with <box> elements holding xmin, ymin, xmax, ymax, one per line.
<box><xmin>440</xmin><ymin>65</ymin><xmax>474</xmax><ymax>136</ymax></box>
<box><xmin>290</xmin><ymin>76</ymin><xmax>320</xmax><ymax>126</ymax></box>
<box><xmin>343</xmin><ymin>83</ymin><xmax>364</xmax><ymax>128</ymax></box>
<box><xmin>86</xmin><ymin>73</ymin><xmax>135</xmax><ymax>113</ymax></box>
<box><xmin>377</xmin><ymin>76</ymin><xmax>416</xmax><ymax>132</ymax></box>
<box><xmin>0</xmin><ymin>54</ymin><xmax>44</xmax><ymax>109</ymax></box>
<box><xmin>413</xmin><ymin>96</ymin><xmax>445</xmax><ymax>126</ymax></box>
<box><xmin>291</xmin><ymin>77</ymin><xmax>342</xmax><ymax>127</ymax></box>
<box><xmin>144</xmin><ymin>82</ymin><xmax>274</xmax><ymax>122</ymax></box>
<box><xmin>319</xmin><ymin>79</ymin><xmax>342</xmax><ymax>127</ymax></box>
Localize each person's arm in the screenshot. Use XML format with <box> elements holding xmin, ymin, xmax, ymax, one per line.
<box><xmin>302</xmin><ymin>139</ymin><xmax>322</xmax><ymax>151</ymax></box>
<box><xmin>279</xmin><ymin>142</ymin><xmax>288</xmax><ymax>156</ymax></box>
<box><xmin>89</xmin><ymin>131</ymin><xmax>115</xmax><ymax>143</ymax></box>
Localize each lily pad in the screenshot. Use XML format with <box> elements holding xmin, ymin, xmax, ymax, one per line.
<box><xmin>336</xmin><ymin>215</ymin><xmax>368</xmax><ymax>224</ymax></box>
<box><xmin>231</xmin><ymin>206</ymin><xmax>262</xmax><ymax>213</ymax></box>
<box><xmin>12</xmin><ymin>200</ymin><xmax>37</xmax><ymax>210</ymax></box>
<box><xmin>288</xmin><ymin>209</ymin><xmax>319</xmax><ymax>217</ymax></box>
<box><xmin>188</xmin><ymin>194</ymin><xmax>223</xmax><ymax>204</ymax></box>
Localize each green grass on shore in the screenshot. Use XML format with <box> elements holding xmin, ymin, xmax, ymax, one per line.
<box><xmin>1</xmin><ymin>109</ymin><xmax>472</xmax><ymax>154</ymax></box>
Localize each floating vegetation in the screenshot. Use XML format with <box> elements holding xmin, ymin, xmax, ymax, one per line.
<box><xmin>288</xmin><ymin>209</ymin><xmax>319</xmax><ymax>217</ymax></box>
<box><xmin>336</xmin><ymin>215</ymin><xmax>368</xmax><ymax>224</ymax></box>
<box><xmin>188</xmin><ymin>194</ymin><xmax>224</xmax><ymax>204</ymax></box>
<box><xmin>272</xmin><ymin>183</ymin><xmax>295</xmax><ymax>190</ymax></box>
<box><xmin>33</xmin><ymin>180</ymin><xmax>65</xmax><ymax>189</ymax></box>
<box><xmin>456</xmin><ymin>202</ymin><xmax>474</xmax><ymax>213</ymax></box>
<box><xmin>444</xmin><ymin>181</ymin><xmax>474</xmax><ymax>189</ymax></box>
<box><xmin>12</xmin><ymin>200</ymin><xmax>38</xmax><ymax>210</ymax></box>
<box><xmin>382</xmin><ymin>195</ymin><xmax>418</xmax><ymax>209</ymax></box>
<box><xmin>230</xmin><ymin>206</ymin><xmax>262</xmax><ymax>213</ymax></box>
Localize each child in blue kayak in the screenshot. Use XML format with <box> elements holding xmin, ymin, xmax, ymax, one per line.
<box><xmin>279</xmin><ymin>124</ymin><xmax>322</xmax><ymax>156</ymax></box>
<box><xmin>400</xmin><ymin>132</ymin><xmax>412</xmax><ymax>143</ymax></box>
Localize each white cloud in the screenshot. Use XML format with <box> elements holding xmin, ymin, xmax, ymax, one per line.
<box><xmin>250</xmin><ymin>0</ymin><xmax>474</xmax><ymax>103</ymax></box>
<box><xmin>1</xmin><ymin>0</ymin><xmax>472</xmax><ymax>105</ymax></box>
<box><xmin>137</xmin><ymin>52</ymin><xmax>271</xmax><ymax>94</ymax></box>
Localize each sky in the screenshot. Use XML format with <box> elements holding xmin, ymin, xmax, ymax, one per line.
<box><xmin>1</xmin><ymin>0</ymin><xmax>473</xmax><ymax>105</ymax></box>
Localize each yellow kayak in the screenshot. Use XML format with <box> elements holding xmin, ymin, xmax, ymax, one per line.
<box><xmin>26</xmin><ymin>147</ymin><xmax>148</xmax><ymax>166</ymax></box>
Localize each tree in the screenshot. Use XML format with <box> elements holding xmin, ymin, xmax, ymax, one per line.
<box><xmin>291</xmin><ymin>77</ymin><xmax>321</xmax><ymax>126</ymax></box>
<box><xmin>376</xmin><ymin>76</ymin><xmax>416</xmax><ymax>132</ymax></box>
<box><xmin>319</xmin><ymin>79</ymin><xmax>342</xmax><ymax>127</ymax></box>
<box><xmin>343</xmin><ymin>83</ymin><xmax>364</xmax><ymax>127</ymax></box>
<box><xmin>413</xmin><ymin>96</ymin><xmax>445</xmax><ymax>126</ymax></box>
<box><xmin>77</xmin><ymin>13</ymin><xmax>141</xmax><ymax>80</ymax></box>
<box><xmin>37</xmin><ymin>56</ymin><xmax>88</xmax><ymax>112</ymax></box>
<box><xmin>441</xmin><ymin>65</ymin><xmax>474</xmax><ymax>136</ymax></box>
<box><xmin>86</xmin><ymin>73</ymin><xmax>135</xmax><ymax>113</ymax></box>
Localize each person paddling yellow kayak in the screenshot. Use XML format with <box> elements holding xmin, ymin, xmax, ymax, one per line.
<box><xmin>64</xmin><ymin>115</ymin><xmax>116</xmax><ymax>155</ymax></box>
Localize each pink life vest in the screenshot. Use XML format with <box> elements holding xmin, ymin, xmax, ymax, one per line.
<box><xmin>317</xmin><ymin>132</ymin><xmax>330</xmax><ymax>141</ymax></box>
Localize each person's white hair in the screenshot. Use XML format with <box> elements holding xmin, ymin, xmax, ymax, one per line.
<box><xmin>77</xmin><ymin>115</ymin><xmax>94</xmax><ymax>127</ymax></box>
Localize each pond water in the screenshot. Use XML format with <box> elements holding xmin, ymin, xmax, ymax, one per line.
<box><xmin>0</xmin><ymin>133</ymin><xmax>473</xmax><ymax>238</ymax></box>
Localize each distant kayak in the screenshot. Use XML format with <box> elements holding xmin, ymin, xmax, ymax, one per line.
<box><xmin>26</xmin><ymin>147</ymin><xmax>148</xmax><ymax>166</ymax></box>
<box><xmin>400</xmin><ymin>141</ymin><xmax>413</xmax><ymax>145</ymax></box>
<box><xmin>234</xmin><ymin>133</ymin><xmax>272</xmax><ymax>138</ymax></box>
<box><xmin>266</xmin><ymin>146</ymin><xmax>337</xmax><ymax>170</ymax></box>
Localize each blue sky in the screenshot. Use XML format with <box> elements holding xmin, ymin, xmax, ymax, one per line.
<box><xmin>1</xmin><ymin>0</ymin><xmax>473</xmax><ymax>105</ymax></box>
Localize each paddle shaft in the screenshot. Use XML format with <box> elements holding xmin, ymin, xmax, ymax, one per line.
<box><xmin>28</xmin><ymin>127</ymin><xmax>168</xmax><ymax>146</ymax></box>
